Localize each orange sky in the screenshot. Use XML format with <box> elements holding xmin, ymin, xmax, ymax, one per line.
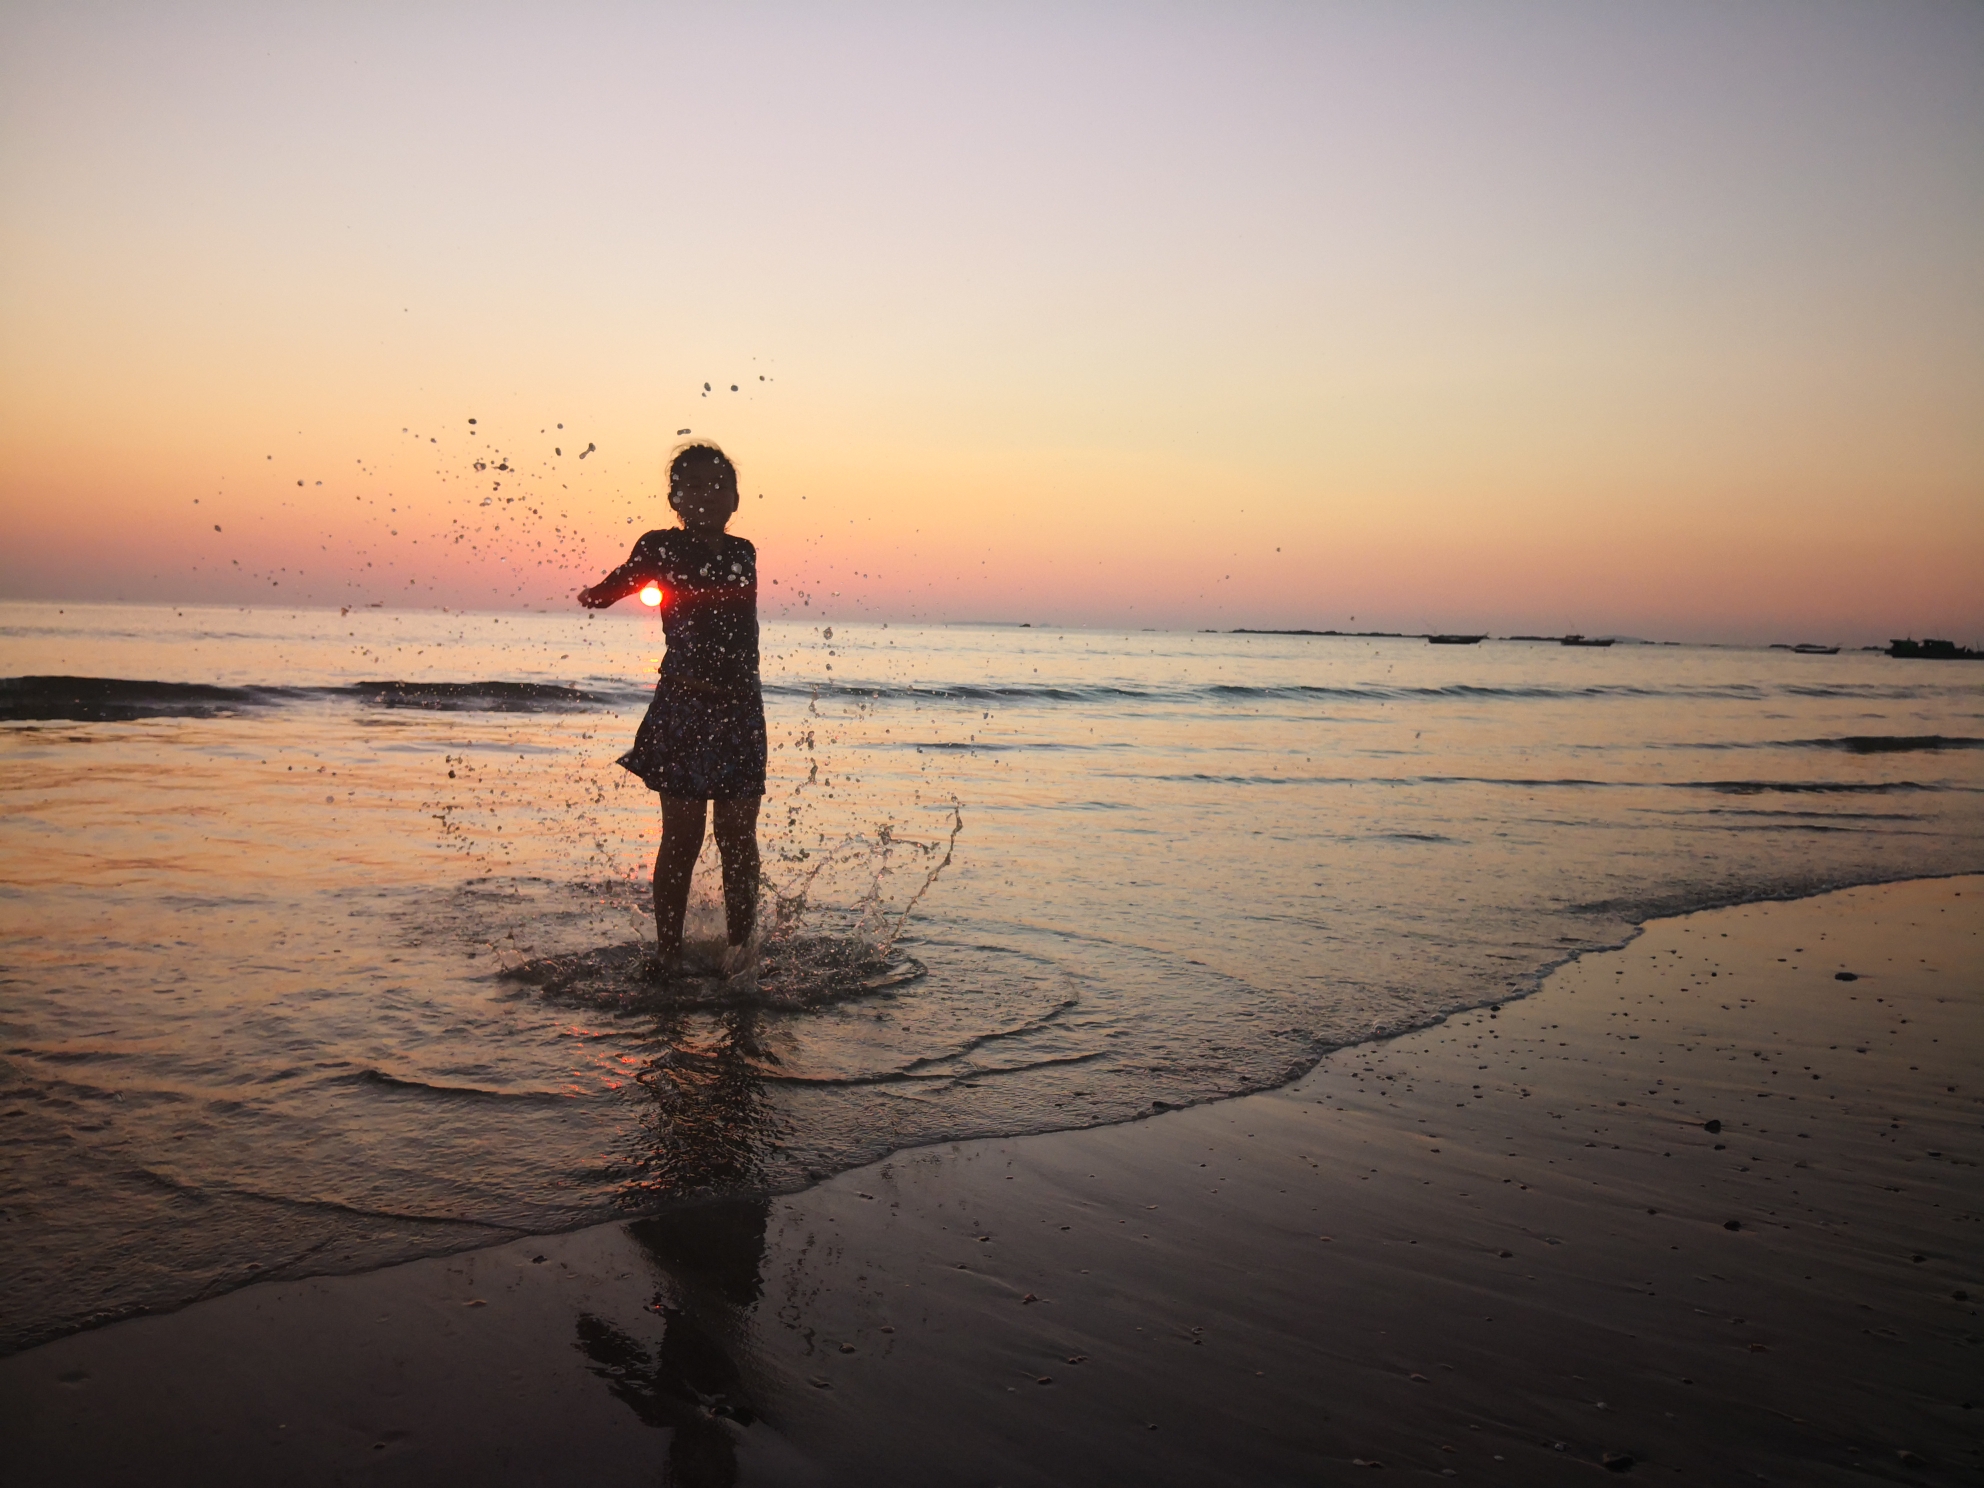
<box><xmin>2</xmin><ymin>3</ymin><xmax>1979</xmax><ymax>642</ymax></box>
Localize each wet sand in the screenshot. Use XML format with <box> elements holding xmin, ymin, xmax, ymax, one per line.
<box><xmin>4</xmin><ymin>876</ymin><xmax>1979</xmax><ymax>1485</ymax></box>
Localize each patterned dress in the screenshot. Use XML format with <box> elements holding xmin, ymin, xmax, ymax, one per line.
<box><xmin>601</xmin><ymin>529</ymin><xmax>766</xmax><ymax>800</ymax></box>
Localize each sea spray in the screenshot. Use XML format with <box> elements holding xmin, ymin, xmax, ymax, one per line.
<box><xmin>499</xmin><ymin>803</ymin><xmax>963</xmax><ymax>1011</ymax></box>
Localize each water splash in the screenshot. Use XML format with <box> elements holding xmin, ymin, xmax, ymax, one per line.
<box><xmin>497</xmin><ymin>804</ymin><xmax>963</xmax><ymax>1011</ymax></box>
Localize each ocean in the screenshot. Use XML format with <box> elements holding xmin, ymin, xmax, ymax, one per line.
<box><xmin>3</xmin><ymin>600</ymin><xmax>1980</xmax><ymax>1353</ymax></box>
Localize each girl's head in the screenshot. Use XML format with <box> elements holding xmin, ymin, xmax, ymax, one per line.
<box><xmin>667</xmin><ymin>442</ymin><xmax>740</xmax><ymax>534</ymax></box>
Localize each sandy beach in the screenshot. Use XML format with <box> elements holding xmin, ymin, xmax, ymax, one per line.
<box><xmin>5</xmin><ymin>874</ymin><xmax>1978</xmax><ymax>1485</ymax></box>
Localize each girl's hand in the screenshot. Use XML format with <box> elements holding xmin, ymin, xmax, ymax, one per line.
<box><xmin>577</xmin><ymin>584</ymin><xmax>610</xmax><ymax>609</ymax></box>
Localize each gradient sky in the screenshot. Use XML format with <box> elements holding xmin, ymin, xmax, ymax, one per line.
<box><xmin>2</xmin><ymin>1</ymin><xmax>1980</xmax><ymax>640</ymax></box>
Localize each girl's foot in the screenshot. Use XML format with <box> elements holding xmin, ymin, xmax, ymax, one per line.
<box><xmin>720</xmin><ymin>941</ymin><xmax>758</xmax><ymax>981</ymax></box>
<box><xmin>643</xmin><ymin>951</ymin><xmax>683</xmax><ymax>984</ymax></box>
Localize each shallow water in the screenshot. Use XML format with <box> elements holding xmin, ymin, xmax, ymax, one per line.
<box><xmin>3</xmin><ymin>600</ymin><xmax>1982</xmax><ymax>1351</ymax></box>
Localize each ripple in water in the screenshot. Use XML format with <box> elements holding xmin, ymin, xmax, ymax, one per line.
<box><xmin>498</xmin><ymin>804</ymin><xmax>956</xmax><ymax>1010</ymax></box>
<box><xmin>503</xmin><ymin>936</ymin><xmax>928</xmax><ymax>1012</ymax></box>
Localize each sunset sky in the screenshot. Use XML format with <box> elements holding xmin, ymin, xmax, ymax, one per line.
<box><xmin>2</xmin><ymin>2</ymin><xmax>1979</xmax><ymax>641</ymax></box>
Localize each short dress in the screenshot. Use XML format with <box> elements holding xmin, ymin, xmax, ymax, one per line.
<box><xmin>606</xmin><ymin>529</ymin><xmax>767</xmax><ymax>801</ymax></box>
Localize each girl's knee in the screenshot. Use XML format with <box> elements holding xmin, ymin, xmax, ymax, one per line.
<box><xmin>712</xmin><ymin>796</ymin><xmax>759</xmax><ymax>828</ymax></box>
<box><xmin>711</xmin><ymin>800</ymin><xmax>758</xmax><ymax>844</ymax></box>
<box><xmin>660</xmin><ymin>797</ymin><xmax>708</xmax><ymax>843</ymax></box>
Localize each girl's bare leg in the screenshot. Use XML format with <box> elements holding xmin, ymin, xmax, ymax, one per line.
<box><xmin>654</xmin><ymin>795</ymin><xmax>708</xmax><ymax>966</ymax></box>
<box><xmin>712</xmin><ymin>796</ymin><xmax>762</xmax><ymax>948</ymax></box>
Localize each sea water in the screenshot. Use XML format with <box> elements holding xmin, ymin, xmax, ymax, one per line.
<box><xmin>3</xmin><ymin>600</ymin><xmax>1981</xmax><ymax>1351</ymax></box>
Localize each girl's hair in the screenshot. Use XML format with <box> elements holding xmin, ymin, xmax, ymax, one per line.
<box><xmin>667</xmin><ymin>441</ymin><xmax>738</xmax><ymax>500</ymax></box>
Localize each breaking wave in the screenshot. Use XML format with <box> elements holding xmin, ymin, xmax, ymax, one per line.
<box><xmin>10</xmin><ymin>672</ymin><xmax>1973</xmax><ymax>723</ymax></box>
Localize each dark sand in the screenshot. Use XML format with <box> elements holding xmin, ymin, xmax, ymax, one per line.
<box><xmin>5</xmin><ymin>877</ymin><xmax>1979</xmax><ymax>1485</ymax></box>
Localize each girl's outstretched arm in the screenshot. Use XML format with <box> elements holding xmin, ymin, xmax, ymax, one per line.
<box><xmin>577</xmin><ymin>539</ymin><xmax>653</xmax><ymax>609</ymax></box>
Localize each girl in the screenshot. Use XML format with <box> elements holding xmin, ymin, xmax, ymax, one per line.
<box><xmin>579</xmin><ymin>443</ymin><xmax>765</xmax><ymax>977</ymax></box>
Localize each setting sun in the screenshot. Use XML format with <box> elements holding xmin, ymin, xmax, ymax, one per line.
<box><xmin>639</xmin><ymin>584</ymin><xmax>662</xmax><ymax>607</ymax></box>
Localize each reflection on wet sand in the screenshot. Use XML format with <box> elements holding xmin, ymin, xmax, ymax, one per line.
<box><xmin>579</xmin><ymin>1009</ymin><xmax>780</xmax><ymax>1484</ymax></box>
<box><xmin>575</xmin><ymin>1201</ymin><xmax>770</xmax><ymax>1488</ymax></box>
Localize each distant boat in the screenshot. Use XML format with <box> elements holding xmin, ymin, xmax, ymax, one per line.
<box><xmin>1426</xmin><ymin>634</ymin><xmax>1486</xmax><ymax>645</ymax></box>
<box><xmin>1791</xmin><ymin>643</ymin><xmax>1839</xmax><ymax>655</ymax></box>
<box><xmin>1561</xmin><ymin>635</ymin><xmax>1615</xmax><ymax>647</ymax></box>
<box><xmin>1888</xmin><ymin>638</ymin><xmax>1983</xmax><ymax>660</ymax></box>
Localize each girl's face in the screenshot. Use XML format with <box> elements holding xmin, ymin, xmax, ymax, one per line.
<box><xmin>669</xmin><ymin>468</ymin><xmax>738</xmax><ymax>535</ymax></box>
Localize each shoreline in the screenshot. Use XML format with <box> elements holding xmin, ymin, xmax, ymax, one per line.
<box><xmin>4</xmin><ymin>874</ymin><xmax>1979</xmax><ymax>1483</ymax></box>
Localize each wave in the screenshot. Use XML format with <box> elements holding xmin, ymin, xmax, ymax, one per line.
<box><xmin>125</xmin><ymin>1162</ymin><xmax>531</xmax><ymax>1230</ymax></box>
<box><xmin>0</xmin><ymin>675</ymin><xmax>646</xmax><ymax>721</ymax></box>
<box><xmin>762</xmin><ymin>1050</ymin><xmax>1107</xmax><ymax>1089</ymax></box>
<box><xmin>0</xmin><ymin>676</ymin><xmax>293</xmax><ymax>721</ymax></box>
<box><xmin>1684</xmin><ymin>778</ymin><xmax>1943</xmax><ymax>795</ymax></box>
<box><xmin>8</xmin><ymin>673</ymin><xmax>1977</xmax><ymax>724</ymax></box>
<box><xmin>1136</xmin><ymin>771</ymin><xmax>1952</xmax><ymax>795</ymax></box>
<box><xmin>349</xmin><ymin>679</ymin><xmax>631</xmax><ymax>711</ymax></box>
<box><xmin>764</xmin><ymin>681</ymin><xmax>1149</xmax><ymax>703</ymax></box>
<box><xmin>1805</xmin><ymin>735</ymin><xmax>1983</xmax><ymax>754</ymax></box>
<box><xmin>342</xmin><ymin>1068</ymin><xmax>574</xmax><ymax>1103</ymax></box>
<box><xmin>1684</xmin><ymin>735</ymin><xmax>1984</xmax><ymax>754</ymax></box>
<box><xmin>775</xmin><ymin>680</ymin><xmax>1696</xmax><ymax>703</ymax></box>
<box><xmin>1674</xmin><ymin>806</ymin><xmax>1922</xmax><ymax>820</ymax></box>
<box><xmin>771</xmin><ymin>677</ymin><xmax>1964</xmax><ymax>705</ymax></box>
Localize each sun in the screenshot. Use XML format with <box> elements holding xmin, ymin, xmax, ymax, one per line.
<box><xmin>639</xmin><ymin>583</ymin><xmax>663</xmax><ymax>607</ymax></box>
